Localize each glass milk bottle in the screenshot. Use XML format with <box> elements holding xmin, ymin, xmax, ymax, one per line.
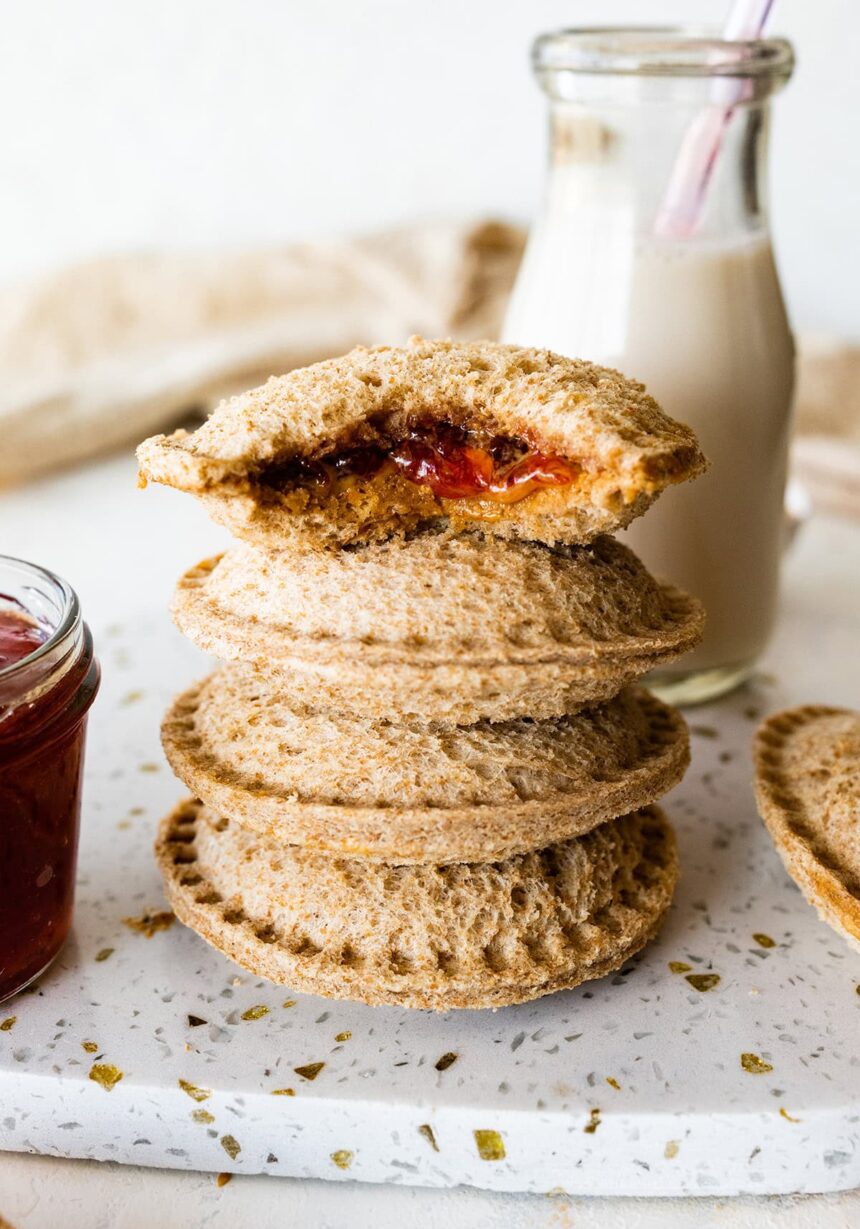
<box><xmin>504</xmin><ymin>29</ymin><xmax>795</xmax><ymax>704</ymax></box>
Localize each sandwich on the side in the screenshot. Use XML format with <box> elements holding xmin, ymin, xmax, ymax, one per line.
<box><xmin>755</xmin><ymin>705</ymin><xmax>860</xmax><ymax>950</ymax></box>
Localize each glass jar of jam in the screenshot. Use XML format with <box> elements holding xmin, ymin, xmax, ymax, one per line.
<box><xmin>0</xmin><ymin>556</ymin><xmax>100</xmax><ymax>1003</ymax></box>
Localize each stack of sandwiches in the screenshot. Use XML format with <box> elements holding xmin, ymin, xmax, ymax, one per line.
<box><xmin>138</xmin><ymin>337</ymin><xmax>706</xmax><ymax>1010</ymax></box>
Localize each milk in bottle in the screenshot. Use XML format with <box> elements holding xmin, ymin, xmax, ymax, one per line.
<box><xmin>504</xmin><ymin>29</ymin><xmax>796</xmax><ymax>702</ymax></box>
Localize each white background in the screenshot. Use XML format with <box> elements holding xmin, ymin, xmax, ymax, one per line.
<box><xmin>0</xmin><ymin>0</ymin><xmax>857</xmax><ymax>337</ymax></box>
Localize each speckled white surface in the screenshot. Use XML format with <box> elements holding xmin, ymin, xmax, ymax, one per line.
<box><xmin>1</xmin><ymin>454</ymin><xmax>859</xmax><ymax>1203</ymax></box>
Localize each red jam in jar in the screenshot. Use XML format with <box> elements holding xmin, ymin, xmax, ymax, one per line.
<box><xmin>0</xmin><ymin>557</ymin><xmax>100</xmax><ymax>1003</ymax></box>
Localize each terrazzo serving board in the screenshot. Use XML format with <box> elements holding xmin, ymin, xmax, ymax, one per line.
<box><xmin>2</xmin><ymin>606</ymin><xmax>859</xmax><ymax>1198</ymax></box>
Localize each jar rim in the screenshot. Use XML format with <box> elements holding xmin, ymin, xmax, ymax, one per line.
<box><xmin>534</xmin><ymin>26</ymin><xmax>794</xmax><ymax>80</ymax></box>
<box><xmin>0</xmin><ymin>553</ymin><xmax>79</xmax><ymax>684</ymax></box>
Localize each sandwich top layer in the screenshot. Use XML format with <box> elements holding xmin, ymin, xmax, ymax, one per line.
<box><xmin>137</xmin><ymin>337</ymin><xmax>706</xmax><ymax>549</ymax></box>
<box><xmin>754</xmin><ymin>705</ymin><xmax>860</xmax><ymax>949</ymax></box>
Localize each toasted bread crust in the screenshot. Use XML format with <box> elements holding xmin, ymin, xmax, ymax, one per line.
<box><xmin>138</xmin><ymin>338</ymin><xmax>706</xmax><ymax>549</ymax></box>
<box><xmin>156</xmin><ymin>799</ymin><xmax>678</xmax><ymax>1010</ymax></box>
<box><xmin>754</xmin><ymin>705</ymin><xmax>860</xmax><ymax>950</ymax></box>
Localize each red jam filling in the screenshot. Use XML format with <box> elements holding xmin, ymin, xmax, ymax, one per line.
<box><xmin>261</xmin><ymin>423</ymin><xmax>580</xmax><ymax>504</ymax></box>
<box><xmin>0</xmin><ymin>602</ymin><xmax>99</xmax><ymax>1002</ymax></box>
<box><xmin>0</xmin><ymin>603</ymin><xmax>48</xmax><ymax>668</ymax></box>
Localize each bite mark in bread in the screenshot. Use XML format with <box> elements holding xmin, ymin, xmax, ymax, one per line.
<box><xmin>137</xmin><ymin>338</ymin><xmax>706</xmax><ymax>550</ymax></box>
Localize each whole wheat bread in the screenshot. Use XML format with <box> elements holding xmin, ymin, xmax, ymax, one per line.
<box><xmin>161</xmin><ymin>668</ymin><xmax>688</xmax><ymax>864</ymax></box>
<box><xmin>137</xmin><ymin>337</ymin><xmax>706</xmax><ymax>550</ymax></box>
<box><xmin>156</xmin><ymin>798</ymin><xmax>678</xmax><ymax>1010</ymax></box>
<box><xmin>754</xmin><ymin>705</ymin><xmax>860</xmax><ymax>949</ymax></box>
<box><xmin>171</xmin><ymin>532</ymin><xmax>703</xmax><ymax>722</ymax></box>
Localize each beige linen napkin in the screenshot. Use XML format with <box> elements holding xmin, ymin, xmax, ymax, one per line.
<box><xmin>0</xmin><ymin>220</ymin><xmax>525</xmax><ymax>485</ymax></box>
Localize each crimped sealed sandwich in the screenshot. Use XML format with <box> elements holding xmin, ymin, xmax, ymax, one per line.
<box><xmin>161</xmin><ymin>667</ymin><xmax>689</xmax><ymax>863</ymax></box>
<box><xmin>138</xmin><ymin>337</ymin><xmax>706</xmax><ymax>550</ymax></box>
<box><xmin>158</xmin><ymin>798</ymin><xmax>678</xmax><ymax>1010</ymax></box>
<box><xmin>171</xmin><ymin>533</ymin><xmax>704</xmax><ymax>723</ymax></box>
<box><xmin>755</xmin><ymin>705</ymin><xmax>860</xmax><ymax>949</ymax></box>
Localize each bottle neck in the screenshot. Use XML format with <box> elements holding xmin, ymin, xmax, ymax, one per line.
<box><xmin>542</xmin><ymin>93</ymin><xmax>774</xmax><ymax>242</ymax></box>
